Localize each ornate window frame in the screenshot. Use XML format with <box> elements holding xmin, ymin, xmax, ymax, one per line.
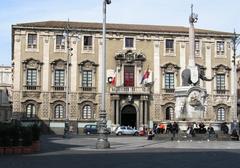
<box><xmin>51</xmin><ymin>101</ymin><xmax>66</xmax><ymax>120</ymax></box>
<box><xmin>212</xmin><ymin>64</ymin><xmax>231</xmax><ymax>94</ymax></box>
<box><xmin>22</xmin><ymin>58</ymin><xmax>42</xmax><ymax>91</ymax></box>
<box><xmin>114</xmin><ymin>50</ymin><xmax>146</xmax><ymax>87</ymax></box>
<box><xmin>51</xmin><ymin>59</ymin><xmax>67</xmax><ymax>91</ymax></box>
<box><xmin>78</xmin><ymin>60</ymin><xmax>98</xmax><ymax>92</ymax></box>
<box><xmin>161</xmin><ymin>63</ymin><xmax>180</xmax><ymax>93</ymax></box>
<box><xmin>22</xmin><ymin>100</ymin><xmax>39</xmax><ymax>119</ymax></box>
<box><xmin>213</xmin><ymin>104</ymin><xmax>229</xmax><ymax>121</ymax></box>
<box><xmin>79</xmin><ymin>101</ymin><xmax>96</xmax><ymax>120</ymax></box>
<box><xmin>162</xmin><ymin>103</ymin><xmax>175</xmax><ymax>121</ymax></box>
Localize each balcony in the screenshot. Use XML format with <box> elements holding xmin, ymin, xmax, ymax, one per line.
<box><xmin>110</xmin><ymin>86</ymin><xmax>150</xmax><ymax>95</ymax></box>
<box><xmin>23</xmin><ymin>85</ymin><xmax>40</xmax><ymax>91</ymax></box>
<box><xmin>52</xmin><ymin>86</ymin><xmax>65</xmax><ymax>91</ymax></box>
<box><xmin>80</xmin><ymin>87</ymin><xmax>96</xmax><ymax>92</ymax></box>
<box><xmin>164</xmin><ymin>88</ymin><xmax>175</xmax><ymax>94</ymax></box>
<box><xmin>22</xmin><ymin>85</ymin><xmax>41</xmax><ymax>98</ymax></box>
<box><xmin>214</xmin><ymin>90</ymin><xmax>229</xmax><ymax>95</ymax></box>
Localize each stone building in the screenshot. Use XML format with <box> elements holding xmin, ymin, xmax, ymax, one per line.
<box><xmin>12</xmin><ymin>21</ymin><xmax>235</xmax><ymax>133</ymax></box>
<box><xmin>0</xmin><ymin>66</ymin><xmax>12</xmax><ymax>121</ymax></box>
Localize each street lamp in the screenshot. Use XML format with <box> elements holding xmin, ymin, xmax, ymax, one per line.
<box><xmin>96</xmin><ymin>0</ymin><xmax>111</xmax><ymax>149</ymax></box>
<box><xmin>63</xmin><ymin>21</ymin><xmax>72</xmax><ymax>138</ymax></box>
<box><xmin>232</xmin><ymin>30</ymin><xmax>240</xmax><ymax>123</ymax></box>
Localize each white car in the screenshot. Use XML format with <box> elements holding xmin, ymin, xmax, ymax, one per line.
<box><xmin>114</xmin><ymin>126</ymin><xmax>139</xmax><ymax>136</ymax></box>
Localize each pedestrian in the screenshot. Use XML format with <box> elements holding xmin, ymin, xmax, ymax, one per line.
<box><xmin>171</xmin><ymin>122</ymin><xmax>179</xmax><ymax>140</ymax></box>
<box><xmin>147</xmin><ymin>129</ymin><xmax>154</xmax><ymax>140</ymax></box>
<box><xmin>230</xmin><ymin>129</ymin><xmax>239</xmax><ymax>141</ymax></box>
<box><xmin>207</xmin><ymin>124</ymin><xmax>215</xmax><ymax>141</ymax></box>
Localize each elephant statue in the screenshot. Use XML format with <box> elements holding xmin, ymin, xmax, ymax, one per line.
<box><xmin>182</xmin><ymin>67</ymin><xmax>214</xmax><ymax>86</ymax></box>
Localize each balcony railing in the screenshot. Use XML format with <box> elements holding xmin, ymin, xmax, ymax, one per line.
<box><xmin>80</xmin><ymin>87</ymin><xmax>96</xmax><ymax>92</ymax></box>
<box><xmin>53</xmin><ymin>86</ymin><xmax>65</xmax><ymax>91</ymax></box>
<box><xmin>24</xmin><ymin>85</ymin><xmax>40</xmax><ymax>91</ymax></box>
<box><xmin>83</xmin><ymin>45</ymin><xmax>93</xmax><ymax>51</ymax></box>
<box><xmin>110</xmin><ymin>87</ymin><xmax>150</xmax><ymax>95</ymax></box>
<box><xmin>164</xmin><ymin>88</ymin><xmax>175</xmax><ymax>93</ymax></box>
<box><xmin>214</xmin><ymin>89</ymin><xmax>229</xmax><ymax>95</ymax></box>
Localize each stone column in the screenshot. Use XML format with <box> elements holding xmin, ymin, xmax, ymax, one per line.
<box><xmin>116</xmin><ymin>99</ymin><xmax>119</xmax><ymax>125</ymax></box>
<box><xmin>111</xmin><ymin>99</ymin><xmax>115</xmax><ymax>123</ymax></box>
<box><xmin>139</xmin><ymin>99</ymin><xmax>143</xmax><ymax>126</ymax></box>
<box><xmin>144</xmin><ymin>100</ymin><xmax>148</xmax><ymax>126</ymax></box>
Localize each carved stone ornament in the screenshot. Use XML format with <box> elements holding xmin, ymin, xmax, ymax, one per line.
<box><xmin>51</xmin><ymin>92</ymin><xmax>66</xmax><ymax>99</ymax></box>
<box><xmin>79</xmin><ymin>93</ymin><xmax>96</xmax><ymax>100</ymax></box>
<box><xmin>22</xmin><ymin>58</ymin><xmax>43</xmax><ymax>70</ymax></box>
<box><xmin>51</xmin><ymin>59</ymin><xmax>67</xmax><ymax>70</ymax></box>
<box><xmin>79</xmin><ymin>60</ymin><xmax>98</xmax><ymax>73</ymax></box>
<box><xmin>22</xmin><ymin>91</ymin><xmax>40</xmax><ymax>99</ymax></box>
<box><xmin>161</xmin><ymin>63</ymin><xmax>180</xmax><ymax>73</ymax></box>
<box><xmin>212</xmin><ymin>64</ymin><xmax>231</xmax><ymax>73</ymax></box>
<box><xmin>115</xmin><ymin>50</ymin><xmax>146</xmax><ymax>63</ymax></box>
<box><xmin>162</xmin><ymin>95</ymin><xmax>175</xmax><ymax>102</ymax></box>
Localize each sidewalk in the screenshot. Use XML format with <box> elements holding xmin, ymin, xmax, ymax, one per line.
<box><xmin>40</xmin><ymin>135</ymin><xmax>240</xmax><ymax>152</ymax></box>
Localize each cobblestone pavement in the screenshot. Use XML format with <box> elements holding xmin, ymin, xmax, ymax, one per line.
<box><xmin>1</xmin><ymin>135</ymin><xmax>240</xmax><ymax>168</ymax></box>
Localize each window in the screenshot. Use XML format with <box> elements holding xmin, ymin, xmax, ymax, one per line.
<box><xmin>195</xmin><ymin>40</ymin><xmax>200</xmax><ymax>56</ymax></box>
<box><xmin>27</xmin><ymin>69</ymin><xmax>37</xmax><ymax>86</ymax></box>
<box><xmin>166</xmin><ymin>107</ymin><xmax>174</xmax><ymax>120</ymax></box>
<box><xmin>26</xmin><ymin>69</ymin><xmax>37</xmax><ymax>90</ymax></box>
<box><xmin>125</xmin><ymin>37</ymin><xmax>134</xmax><ymax>48</ymax></box>
<box><xmin>216</xmin><ymin>74</ymin><xmax>225</xmax><ymax>94</ymax></box>
<box><xmin>216</xmin><ymin>41</ymin><xmax>225</xmax><ymax>55</ymax></box>
<box><xmin>56</xmin><ymin>35</ymin><xmax>65</xmax><ymax>50</ymax></box>
<box><xmin>82</xmin><ymin>70</ymin><xmax>92</xmax><ymax>87</ymax></box>
<box><xmin>165</xmin><ymin>39</ymin><xmax>174</xmax><ymax>53</ymax></box>
<box><xmin>54</xmin><ymin>70</ymin><xmax>65</xmax><ymax>86</ymax></box>
<box><xmin>165</xmin><ymin>73</ymin><xmax>174</xmax><ymax>90</ymax></box>
<box><xmin>83</xmin><ymin>105</ymin><xmax>92</xmax><ymax>119</ymax></box>
<box><xmin>26</xmin><ymin>104</ymin><xmax>36</xmax><ymax>118</ymax></box>
<box><xmin>27</xmin><ymin>34</ymin><xmax>37</xmax><ymax>49</ymax></box>
<box><xmin>83</xmin><ymin>36</ymin><xmax>93</xmax><ymax>50</ymax></box>
<box><xmin>217</xmin><ymin>107</ymin><xmax>225</xmax><ymax>121</ymax></box>
<box><xmin>124</xmin><ymin>66</ymin><xmax>134</xmax><ymax>87</ymax></box>
<box><xmin>54</xmin><ymin>104</ymin><xmax>64</xmax><ymax>119</ymax></box>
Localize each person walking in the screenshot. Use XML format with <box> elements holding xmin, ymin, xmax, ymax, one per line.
<box><xmin>171</xmin><ymin>122</ymin><xmax>179</xmax><ymax>141</ymax></box>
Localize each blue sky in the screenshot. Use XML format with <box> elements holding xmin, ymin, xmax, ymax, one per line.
<box><xmin>1</xmin><ymin>0</ymin><xmax>239</xmax><ymax>65</ymax></box>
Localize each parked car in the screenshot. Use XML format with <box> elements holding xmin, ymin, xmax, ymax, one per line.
<box><xmin>83</xmin><ymin>124</ymin><xmax>111</xmax><ymax>135</ymax></box>
<box><xmin>114</xmin><ymin>126</ymin><xmax>139</xmax><ymax>136</ymax></box>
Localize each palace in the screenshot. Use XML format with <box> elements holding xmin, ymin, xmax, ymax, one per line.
<box><xmin>12</xmin><ymin>21</ymin><xmax>235</xmax><ymax>133</ymax></box>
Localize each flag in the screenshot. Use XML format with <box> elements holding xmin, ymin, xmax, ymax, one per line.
<box><xmin>141</xmin><ymin>68</ymin><xmax>150</xmax><ymax>84</ymax></box>
<box><xmin>111</xmin><ymin>71</ymin><xmax>116</xmax><ymax>86</ymax></box>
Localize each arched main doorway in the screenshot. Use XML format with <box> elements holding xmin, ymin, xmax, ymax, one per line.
<box><xmin>121</xmin><ymin>105</ymin><xmax>136</xmax><ymax>128</ymax></box>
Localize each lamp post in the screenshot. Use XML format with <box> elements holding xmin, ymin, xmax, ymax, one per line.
<box><xmin>232</xmin><ymin>30</ymin><xmax>240</xmax><ymax>123</ymax></box>
<box><xmin>96</xmin><ymin>0</ymin><xmax>111</xmax><ymax>149</ymax></box>
<box><xmin>63</xmin><ymin>21</ymin><xmax>71</xmax><ymax>138</ymax></box>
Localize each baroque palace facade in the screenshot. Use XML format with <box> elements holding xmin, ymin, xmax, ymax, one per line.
<box><xmin>12</xmin><ymin>21</ymin><xmax>235</xmax><ymax>133</ymax></box>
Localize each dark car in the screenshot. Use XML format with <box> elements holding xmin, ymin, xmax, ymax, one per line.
<box><xmin>83</xmin><ymin>124</ymin><xmax>111</xmax><ymax>135</ymax></box>
<box><xmin>83</xmin><ymin>124</ymin><xmax>98</xmax><ymax>135</ymax></box>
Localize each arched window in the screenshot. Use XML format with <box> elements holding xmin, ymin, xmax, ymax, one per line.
<box><xmin>83</xmin><ymin>105</ymin><xmax>92</xmax><ymax>119</ymax></box>
<box><xmin>55</xmin><ymin>104</ymin><xmax>64</xmax><ymax>119</ymax></box>
<box><xmin>26</xmin><ymin>104</ymin><xmax>36</xmax><ymax>118</ymax></box>
<box><xmin>166</xmin><ymin>106</ymin><xmax>174</xmax><ymax>120</ymax></box>
<box><xmin>217</xmin><ymin>107</ymin><xmax>225</xmax><ymax>121</ymax></box>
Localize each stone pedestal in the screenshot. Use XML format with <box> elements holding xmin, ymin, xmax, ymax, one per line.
<box><xmin>175</xmin><ymin>86</ymin><xmax>207</xmax><ymax>121</ymax></box>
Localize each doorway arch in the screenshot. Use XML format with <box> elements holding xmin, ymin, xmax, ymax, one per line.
<box><xmin>121</xmin><ymin>105</ymin><xmax>136</xmax><ymax>128</ymax></box>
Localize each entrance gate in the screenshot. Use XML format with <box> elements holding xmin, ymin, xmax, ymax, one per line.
<box><xmin>121</xmin><ymin>105</ymin><xmax>136</xmax><ymax>128</ymax></box>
